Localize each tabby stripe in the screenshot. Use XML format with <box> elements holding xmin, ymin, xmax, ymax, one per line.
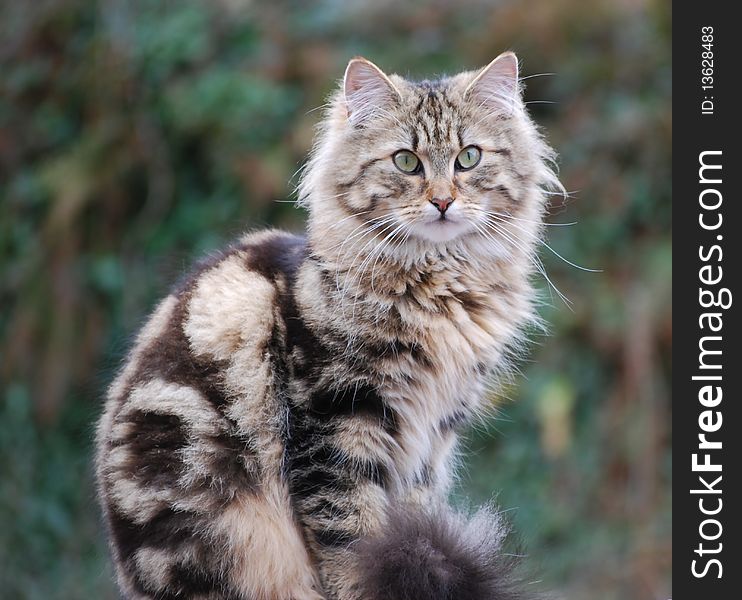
<box><xmin>335</xmin><ymin>158</ymin><xmax>382</xmax><ymax>191</ymax></box>
<box><xmin>126</xmin><ymin>293</ymin><xmax>229</xmax><ymax>412</ymax></box>
<box><xmin>314</xmin><ymin>527</ymin><xmax>356</xmax><ymax>548</ymax></box>
<box><xmin>107</xmin><ymin>507</ymin><xmax>201</xmax><ymax>563</ymax></box>
<box><xmin>113</xmin><ymin>410</ymin><xmax>188</xmax><ymax>487</ymax></box>
<box><xmin>495</xmin><ymin>184</ymin><xmax>517</xmax><ymax>204</ymax></box>
<box><xmin>290</xmin><ymin>466</ymin><xmax>348</xmax><ymax>499</ymax></box>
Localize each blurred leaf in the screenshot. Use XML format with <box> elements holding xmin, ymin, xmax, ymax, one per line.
<box><xmin>536</xmin><ymin>377</ymin><xmax>575</xmax><ymax>459</ymax></box>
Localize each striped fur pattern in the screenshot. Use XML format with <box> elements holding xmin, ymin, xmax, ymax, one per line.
<box><xmin>96</xmin><ymin>53</ymin><xmax>560</xmax><ymax>599</ymax></box>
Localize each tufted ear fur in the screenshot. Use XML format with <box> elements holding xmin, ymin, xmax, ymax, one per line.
<box><xmin>465</xmin><ymin>51</ymin><xmax>520</xmax><ymax>115</ymax></box>
<box><xmin>343</xmin><ymin>57</ymin><xmax>401</xmax><ymax>126</ymax></box>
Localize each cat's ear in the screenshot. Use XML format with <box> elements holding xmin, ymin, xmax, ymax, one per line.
<box><xmin>343</xmin><ymin>57</ymin><xmax>400</xmax><ymax>125</ymax></box>
<box><xmin>465</xmin><ymin>51</ymin><xmax>520</xmax><ymax>115</ymax></box>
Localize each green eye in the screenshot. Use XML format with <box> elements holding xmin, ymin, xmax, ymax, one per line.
<box><xmin>393</xmin><ymin>150</ymin><xmax>421</xmax><ymax>174</ymax></box>
<box><xmin>455</xmin><ymin>146</ymin><xmax>482</xmax><ymax>170</ymax></box>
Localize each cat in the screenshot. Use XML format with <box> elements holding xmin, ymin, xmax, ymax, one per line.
<box><xmin>95</xmin><ymin>52</ymin><xmax>562</xmax><ymax>600</ymax></box>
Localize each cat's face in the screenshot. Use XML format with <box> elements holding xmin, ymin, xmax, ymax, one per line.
<box><xmin>301</xmin><ymin>53</ymin><xmax>560</xmax><ymax>261</ymax></box>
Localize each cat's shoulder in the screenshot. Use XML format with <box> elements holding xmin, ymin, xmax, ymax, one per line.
<box><xmin>174</xmin><ymin>228</ymin><xmax>307</xmax><ymax>296</ymax></box>
<box><xmin>116</xmin><ymin>228</ymin><xmax>306</xmax><ymax>377</ymax></box>
<box><xmin>105</xmin><ymin>230</ymin><xmax>305</xmax><ymax>417</ymax></box>
<box><xmin>164</xmin><ymin>229</ymin><xmax>306</xmax><ymax>362</ymax></box>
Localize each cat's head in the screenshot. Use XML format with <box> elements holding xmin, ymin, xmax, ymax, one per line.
<box><xmin>300</xmin><ymin>53</ymin><xmax>561</xmax><ymax>261</ymax></box>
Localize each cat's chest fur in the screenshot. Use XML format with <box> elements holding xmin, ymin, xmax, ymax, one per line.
<box><xmin>373</xmin><ymin>297</ymin><xmax>500</xmax><ymax>487</ymax></box>
<box><xmin>293</xmin><ymin>250</ymin><xmax>518</xmax><ymax>489</ymax></box>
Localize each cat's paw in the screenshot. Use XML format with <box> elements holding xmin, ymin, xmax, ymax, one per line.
<box><xmin>355</xmin><ymin>505</ymin><xmax>538</xmax><ymax>600</ymax></box>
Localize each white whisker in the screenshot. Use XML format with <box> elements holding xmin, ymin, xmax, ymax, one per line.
<box><xmin>479</xmin><ymin>216</ymin><xmax>573</xmax><ymax>308</ymax></box>
<box><xmin>488</xmin><ymin>215</ymin><xmax>602</xmax><ymax>273</ymax></box>
<box><xmin>519</xmin><ymin>72</ymin><xmax>556</xmax><ymax>81</ymax></box>
<box><xmin>485</xmin><ymin>210</ymin><xmax>576</xmax><ymax>228</ymax></box>
<box><xmin>304</xmin><ymin>102</ymin><xmax>332</xmax><ymax>116</ymax></box>
<box><xmin>336</xmin><ymin>219</ymin><xmax>400</xmax><ymax>316</ymax></box>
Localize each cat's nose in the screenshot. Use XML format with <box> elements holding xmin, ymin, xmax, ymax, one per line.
<box><xmin>430</xmin><ymin>197</ymin><xmax>454</xmax><ymax>214</ymax></box>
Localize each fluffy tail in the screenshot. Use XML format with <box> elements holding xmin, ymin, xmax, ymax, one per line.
<box><xmin>354</xmin><ymin>505</ymin><xmax>543</xmax><ymax>600</ymax></box>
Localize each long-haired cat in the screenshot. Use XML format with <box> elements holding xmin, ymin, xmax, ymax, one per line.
<box><xmin>96</xmin><ymin>52</ymin><xmax>562</xmax><ymax>600</ymax></box>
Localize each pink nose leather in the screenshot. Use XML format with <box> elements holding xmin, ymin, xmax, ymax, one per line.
<box><xmin>430</xmin><ymin>197</ymin><xmax>454</xmax><ymax>214</ymax></box>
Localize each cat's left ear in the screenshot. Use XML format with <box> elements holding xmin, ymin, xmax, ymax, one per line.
<box><xmin>465</xmin><ymin>51</ymin><xmax>520</xmax><ymax>115</ymax></box>
<box><xmin>343</xmin><ymin>57</ymin><xmax>401</xmax><ymax>126</ymax></box>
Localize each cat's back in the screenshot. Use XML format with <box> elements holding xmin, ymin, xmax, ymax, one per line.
<box><xmin>95</xmin><ymin>229</ymin><xmax>321</xmax><ymax>600</ymax></box>
<box><xmin>98</xmin><ymin>228</ymin><xmax>305</xmax><ymax>439</ymax></box>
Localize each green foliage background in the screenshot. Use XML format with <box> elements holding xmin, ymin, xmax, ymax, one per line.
<box><xmin>0</xmin><ymin>0</ymin><xmax>671</xmax><ymax>598</ymax></box>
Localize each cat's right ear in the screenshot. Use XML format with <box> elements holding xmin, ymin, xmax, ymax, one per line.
<box><xmin>465</xmin><ymin>51</ymin><xmax>520</xmax><ymax>115</ymax></box>
<box><xmin>343</xmin><ymin>57</ymin><xmax>400</xmax><ymax>126</ymax></box>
